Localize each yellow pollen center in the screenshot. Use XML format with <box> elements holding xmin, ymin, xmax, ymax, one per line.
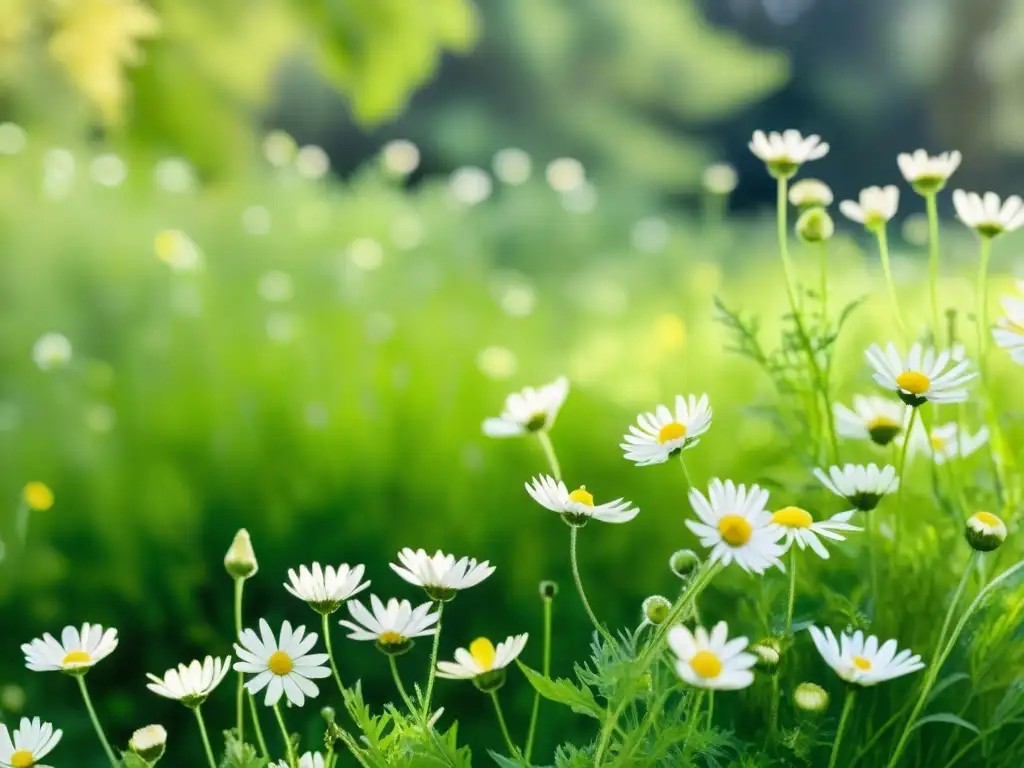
<box><xmin>867</xmin><ymin>416</ymin><xmax>897</xmax><ymax>430</ymax></box>
<box><xmin>469</xmin><ymin>637</ymin><xmax>497</xmax><ymax>672</ymax></box>
<box><xmin>658</xmin><ymin>422</ymin><xmax>687</xmax><ymax>444</ymax></box>
<box><xmin>378</xmin><ymin>631</ymin><xmax>404</xmax><ymax>645</ymax></box>
<box><xmin>10</xmin><ymin>750</ymin><xmax>34</xmax><ymax>768</ymax></box>
<box><xmin>772</xmin><ymin>506</ymin><xmax>814</xmax><ymax>528</ymax></box>
<box><xmin>975</xmin><ymin>512</ymin><xmax>1001</xmax><ymax>527</ymax></box>
<box><xmin>689</xmin><ymin>650</ymin><xmax>723</xmax><ymax>678</ymax></box>
<box><xmin>930</xmin><ymin>434</ymin><xmax>947</xmax><ymax>451</ymax></box>
<box><xmin>718</xmin><ymin>515</ymin><xmax>753</xmax><ymax>547</ymax></box>
<box><xmin>62</xmin><ymin>650</ymin><xmax>91</xmax><ymax>666</ymax></box>
<box><xmin>268</xmin><ymin>650</ymin><xmax>293</xmax><ymax>676</ymax></box>
<box><xmin>896</xmin><ymin>371</ymin><xmax>931</xmax><ymax>395</ymax></box>
<box><xmin>852</xmin><ymin>656</ymin><xmax>872</xmax><ymax>671</ymax></box>
<box><xmin>568</xmin><ymin>487</ymin><xmax>594</xmax><ymax>506</ymax></box>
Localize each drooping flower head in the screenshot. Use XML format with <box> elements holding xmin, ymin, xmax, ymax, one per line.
<box><xmin>749</xmin><ymin>130</ymin><xmax>829</xmax><ymax>179</ymax></box>
<box><xmin>436</xmin><ymin>634</ymin><xmax>529</xmax><ymax>692</ymax></box>
<box><xmin>952</xmin><ymin>190</ymin><xmax>1024</xmax><ymax>238</ymax></box>
<box><xmin>897</xmin><ymin>150</ymin><xmax>961</xmax><ymax>195</ymax></box>
<box><xmin>284</xmin><ymin>563</ymin><xmax>370</xmax><ymax>615</ymax></box>
<box><xmin>338</xmin><ymin>596</ymin><xmax>439</xmax><ymax>656</ymax></box>
<box><xmin>814</xmin><ymin>463</ymin><xmax>899</xmax><ymax>511</ymax></box>
<box><xmin>839</xmin><ymin>186</ymin><xmax>899</xmax><ymax>231</ymax></box>
<box><xmin>390</xmin><ymin>549</ymin><xmax>494</xmax><ymax>602</ymax></box>
<box><xmin>808</xmin><ymin>626</ymin><xmax>924</xmax><ymax>686</ymax></box>
<box><xmin>233</xmin><ymin>619</ymin><xmax>331</xmax><ymax>707</ymax></box>
<box><xmin>146</xmin><ymin>656</ymin><xmax>232</xmax><ymax>708</ymax></box>
<box><xmin>834</xmin><ymin>396</ymin><xmax>906</xmax><ymax>446</ymax></box>
<box><xmin>771</xmin><ymin>507</ymin><xmax>861</xmax><ymax>559</ymax></box>
<box><xmin>22</xmin><ymin>624</ymin><xmax>118</xmax><ymax>676</ymax></box>
<box><xmin>0</xmin><ymin>717</ymin><xmax>62</xmax><ymax>768</ymax></box>
<box><xmin>865</xmin><ymin>342</ymin><xmax>975</xmax><ymax>406</ymax></box>
<box><xmin>525</xmin><ymin>475</ymin><xmax>638</xmax><ymax>526</ymax></box>
<box><xmin>482</xmin><ymin>376</ymin><xmax>569</xmax><ymax>438</ymax></box>
<box><xmin>621</xmin><ymin>394</ymin><xmax>712</xmax><ymax>466</ymax></box>
<box><xmin>668</xmin><ymin>621</ymin><xmax>756</xmax><ymax>690</ymax></box>
<box><xmin>129</xmin><ymin>725</ymin><xmax>167</xmax><ymax>763</ymax></box>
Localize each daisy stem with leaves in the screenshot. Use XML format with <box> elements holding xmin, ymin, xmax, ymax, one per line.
<box><xmin>490</xmin><ymin>691</ymin><xmax>519</xmax><ymax>757</ymax></box>
<box><xmin>194</xmin><ymin>706</ymin><xmax>218</xmax><ymax>768</ymax></box>
<box><xmin>76</xmin><ymin>676</ymin><xmax>119</xmax><ymax>767</ymax></box>
<box><xmin>422</xmin><ymin>602</ymin><xmax>444</xmax><ymax>719</ymax></box>
<box><xmin>388</xmin><ymin>655</ymin><xmax>417</xmax><ymax>713</ymax></box>
<box><xmin>828</xmin><ymin>689</ymin><xmax>857</xmax><ymax>768</ymax></box>
<box><xmin>524</xmin><ymin>589</ymin><xmax>554</xmax><ymax>761</ymax></box>
<box><xmin>272</xmin><ymin>702</ymin><xmax>296</xmax><ymax>768</ymax></box>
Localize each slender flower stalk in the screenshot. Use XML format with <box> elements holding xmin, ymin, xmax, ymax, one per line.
<box><xmin>828</xmin><ymin>689</ymin><xmax>857</xmax><ymax>768</ymax></box>
<box><xmin>491</xmin><ymin>691</ymin><xmax>519</xmax><ymax>757</ymax></box>
<box><xmin>926</xmin><ymin>193</ymin><xmax>942</xmax><ymax>343</ymax></box>
<box><xmin>422</xmin><ymin>602</ymin><xmax>445</xmax><ymax>719</ymax></box>
<box><xmin>570</xmin><ymin>526</ymin><xmax>612</xmax><ymax>643</ymax></box>
<box><xmin>976</xmin><ymin>236</ymin><xmax>993</xmax><ymax>370</ymax></box>
<box><xmin>678</xmin><ymin>454</ymin><xmax>694</xmax><ymax>493</ymax></box>
<box><xmin>194</xmin><ymin>706</ymin><xmax>218</xmax><ymax>768</ymax></box>
<box><xmin>322</xmin><ymin>613</ymin><xmax>345</xmax><ymax>696</ymax></box>
<box><xmin>894</xmin><ymin>407</ymin><xmax>918</xmax><ymax>551</ymax></box>
<box><xmin>537</xmin><ymin>431</ymin><xmax>562</xmax><ymax>482</ymax></box>
<box><xmin>874</xmin><ymin>225</ymin><xmax>906</xmax><ymax>337</ymax></box>
<box><xmin>77</xmin><ymin>676</ymin><xmax>118</xmax><ymax>767</ymax></box>
<box><xmin>388</xmin><ymin>655</ymin><xmax>417</xmax><ymax>713</ymax></box>
<box><xmin>273</xmin><ymin>702</ymin><xmax>296</xmax><ymax>768</ymax></box>
<box><xmin>525</xmin><ymin>586</ymin><xmax>555</xmax><ymax>761</ymax></box>
<box><xmin>235</xmin><ymin>576</ymin><xmax>246</xmax><ymax>741</ymax></box>
<box><xmin>785</xmin><ymin>547</ymin><xmax>798</xmax><ymax>635</ymax></box>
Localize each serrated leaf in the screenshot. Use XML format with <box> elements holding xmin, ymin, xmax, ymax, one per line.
<box><xmin>517</xmin><ymin>663</ymin><xmax>603</xmax><ymax>719</ymax></box>
<box><xmin>911</xmin><ymin>713</ymin><xmax>980</xmax><ymax>734</ymax></box>
<box><xmin>489</xmin><ymin>750</ymin><xmax>528</xmax><ymax>767</ymax></box>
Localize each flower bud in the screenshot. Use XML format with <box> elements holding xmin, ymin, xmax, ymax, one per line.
<box><xmin>224</xmin><ymin>529</ymin><xmax>258</xmax><ymax>579</ymax></box>
<box><xmin>641</xmin><ymin>595</ymin><xmax>671</xmax><ymax>626</ymax></box>
<box><xmin>539</xmin><ymin>580</ymin><xmax>559</xmax><ymax>601</ymax></box>
<box><xmin>751</xmin><ymin>638</ymin><xmax>781</xmax><ymax>673</ymax></box>
<box><xmin>796</xmin><ymin>206</ymin><xmax>834</xmax><ymax>243</ymax></box>
<box><xmin>320</xmin><ymin>706</ymin><xmax>336</xmax><ymax>725</ymax></box>
<box><xmin>669</xmin><ymin>549</ymin><xmax>701</xmax><ymax>580</ymax></box>
<box><xmin>789</xmin><ymin>179</ymin><xmax>833</xmax><ymax>209</ymax></box>
<box><xmin>965</xmin><ymin>512</ymin><xmax>1007</xmax><ymax>552</ymax></box>
<box><xmin>130</xmin><ymin>724</ymin><xmax>167</xmax><ymax>763</ymax></box>
<box><xmin>793</xmin><ymin>682</ymin><xmax>830</xmax><ymax>713</ymax></box>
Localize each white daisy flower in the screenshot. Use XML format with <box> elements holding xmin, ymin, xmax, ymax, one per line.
<box><xmin>834</xmin><ymin>396</ymin><xmax>906</xmax><ymax>446</ymax></box>
<box><xmin>525</xmin><ymin>475</ymin><xmax>638</xmax><ymax>526</ymax></box>
<box><xmin>390</xmin><ymin>548</ymin><xmax>495</xmax><ymax>602</ymax></box>
<box><xmin>839</xmin><ymin>185</ymin><xmax>899</xmax><ymax>230</ymax></box>
<box><xmin>338</xmin><ymin>595</ymin><xmax>440</xmax><ymax>655</ymax></box>
<box><xmin>272</xmin><ymin>753</ymin><xmax>324</xmax><ymax>768</ymax></box>
<box><xmin>748</xmin><ymin>130</ymin><xmax>829</xmax><ymax>178</ymax></box>
<box><xmin>0</xmin><ymin>717</ymin><xmax>62</xmax><ymax>768</ymax></box>
<box><xmin>788</xmin><ymin>178</ymin><xmax>833</xmax><ymax>208</ymax></box>
<box><xmin>865</xmin><ymin>342</ymin><xmax>975</xmax><ymax>406</ymax></box>
<box><xmin>146</xmin><ymin>656</ymin><xmax>232</xmax><ymax>708</ymax></box>
<box><xmin>233</xmin><ymin>619</ymin><xmax>331</xmax><ymax>707</ymax></box>
<box><xmin>436</xmin><ymin>634</ymin><xmax>529</xmax><ymax>691</ymax></box>
<box><xmin>620</xmin><ymin>394</ymin><xmax>712</xmax><ymax>466</ymax></box>
<box><xmin>965</xmin><ymin>512</ymin><xmax>1007</xmax><ymax>552</ymax></box>
<box><xmin>284</xmin><ymin>563</ymin><xmax>370</xmax><ymax>615</ymax></box>
<box><xmin>952</xmin><ymin>190</ymin><xmax>1024</xmax><ymax>238</ymax></box>
<box><xmin>668</xmin><ymin>621</ymin><xmax>756</xmax><ymax>691</ymax></box>
<box><xmin>685</xmin><ymin>479</ymin><xmax>787</xmax><ymax>574</ymax></box>
<box><xmin>808</xmin><ymin>626</ymin><xmax>924</xmax><ymax>686</ymax></box>
<box><xmin>482</xmin><ymin>376</ymin><xmax>569</xmax><ymax>437</ymax></box>
<box><xmin>771</xmin><ymin>506</ymin><xmax>861</xmax><ymax>559</ymax></box>
<box><xmin>897</xmin><ymin>149</ymin><xmax>961</xmax><ymax>194</ymax></box>
<box><xmin>906</xmin><ymin>422</ymin><xmax>989</xmax><ymax>465</ymax></box>
<box><xmin>22</xmin><ymin>623</ymin><xmax>118</xmax><ymax>675</ymax></box>
<box><xmin>993</xmin><ymin>295</ymin><xmax>1024</xmax><ymax>364</ymax></box>
<box><xmin>813</xmin><ymin>463</ymin><xmax>899</xmax><ymax>511</ymax></box>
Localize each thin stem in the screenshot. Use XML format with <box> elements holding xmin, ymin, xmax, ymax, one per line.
<box><xmin>894</xmin><ymin>407</ymin><xmax>918</xmax><ymax>553</ymax></box>
<box><xmin>490</xmin><ymin>691</ymin><xmax>519</xmax><ymax>758</ymax></box>
<box><xmin>926</xmin><ymin>193</ymin><xmax>942</xmax><ymax>343</ymax></box>
<box><xmin>677</xmin><ymin>453</ymin><xmax>694</xmax><ymax>495</ymax></box>
<box><xmin>569</xmin><ymin>526</ymin><xmax>613</xmax><ymax>644</ymax></box>
<box><xmin>707</xmin><ymin>691</ymin><xmax>715</xmax><ymax>729</ymax></box>
<box><xmin>14</xmin><ymin>500</ymin><xmax>29</xmax><ymax>546</ymax></box>
<box><xmin>976</xmin><ymin>235</ymin><xmax>993</xmax><ymax>372</ymax></box>
<box><xmin>785</xmin><ymin>546</ymin><xmax>798</xmax><ymax>636</ymax></box>
<box><xmin>819</xmin><ymin>240</ymin><xmax>829</xmax><ymax>328</ymax></box>
<box><xmin>248</xmin><ymin>692</ymin><xmax>269</xmax><ymax>757</ymax></box>
<box><xmin>525</xmin><ymin>596</ymin><xmax>554</xmax><ymax>761</ymax></box>
<box><xmin>933</xmin><ymin>552</ymin><xmax>979</xmax><ymax>659</ymax></box>
<box><xmin>776</xmin><ymin>176</ymin><xmax>801</xmax><ymax>318</ymax></box>
<box><xmin>322</xmin><ymin>612</ymin><xmax>345</xmax><ymax>696</ymax></box>
<box><xmin>537</xmin><ymin>431</ymin><xmax>562</xmax><ymax>482</ymax></box>
<box><xmin>683</xmin><ymin>690</ymin><xmax>705</xmax><ymax>755</ymax></box>
<box><xmin>828</xmin><ymin>689</ymin><xmax>857</xmax><ymax>768</ymax></box>
<box><xmin>234</xmin><ymin>577</ymin><xmax>246</xmax><ymax>742</ymax></box>
<box><xmin>194</xmin><ymin>706</ymin><xmax>218</xmax><ymax>768</ymax></box>
<box><xmin>423</xmin><ymin>601</ymin><xmax>444</xmax><ymax>719</ymax></box>
<box><xmin>273</xmin><ymin>702</ymin><xmax>296</xmax><ymax>768</ymax></box>
<box><xmin>76</xmin><ymin>676</ymin><xmax>118</xmax><ymax>767</ymax></box>
<box><xmin>875</xmin><ymin>225</ymin><xmax>907</xmax><ymax>337</ymax></box>
<box><xmin>869</xmin><ymin>508</ymin><xmax>879</xmax><ymax>617</ymax></box>
<box><xmin>389</xmin><ymin>655</ymin><xmax>417</xmax><ymax>714</ymax></box>
<box><xmin>594</xmin><ymin>695</ymin><xmax>633</xmax><ymax>766</ymax></box>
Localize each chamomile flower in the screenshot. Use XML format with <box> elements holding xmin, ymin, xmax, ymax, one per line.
<box><xmin>389</xmin><ymin>548</ymin><xmax>494</xmax><ymax>601</ymax></box>
<box><xmin>146</xmin><ymin>656</ymin><xmax>232</xmax><ymax>708</ymax></box>
<box><xmin>685</xmin><ymin>479</ymin><xmax>786</xmax><ymax>574</ymax></box>
<box><xmin>897</xmin><ymin>150</ymin><xmax>962</xmax><ymax>195</ymax></box>
<box><xmin>620</xmin><ymin>394</ymin><xmax>712</xmax><ymax>466</ymax></box>
<box><xmin>22</xmin><ymin>624</ymin><xmax>118</xmax><ymax>675</ymax></box>
<box><xmin>834</xmin><ymin>396</ymin><xmax>906</xmax><ymax>446</ymax></box>
<box><xmin>908</xmin><ymin>422</ymin><xmax>989</xmax><ymax>464</ymax></box>
<box><xmin>993</xmin><ymin>295</ymin><xmax>1024</xmax><ymax>364</ymax></box>
<box><xmin>771</xmin><ymin>507</ymin><xmax>861</xmax><ymax>559</ymax></box>
<box><xmin>865</xmin><ymin>342</ymin><xmax>975</xmax><ymax>406</ymax></box>
<box><xmin>749</xmin><ymin>130</ymin><xmax>829</xmax><ymax>178</ymax></box>
<box><xmin>839</xmin><ymin>186</ymin><xmax>900</xmax><ymax>230</ymax></box>
<box><xmin>952</xmin><ymin>190</ymin><xmax>1024</xmax><ymax>238</ymax></box>
<box><xmin>813</xmin><ymin>463</ymin><xmax>899</xmax><ymax>511</ymax></box>
<box><xmin>965</xmin><ymin>512</ymin><xmax>1007</xmax><ymax>552</ymax></box>
<box><xmin>272</xmin><ymin>753</ymin><xmax>324</xmax><ymax>768</ymax></box>
<box><xmin>284</xmin><ymin>563</ymin><xmax>370</xmax><ymax>615</ymax></box>
<box><xmin>436</xmin><ymin>634</ymin><xmax>529</xmax><ymax>692</ymax></box>
<box><xmin>338</xmin><ymin>596</ymin><xmax>439</xmax><ymax>655</ymax></box>
<box><xmin>0</xmin><ymin>717</ymin><xmax>62</xmax><ymax>768</ymax></box>
<box><xmin>808</xmin><ymin>626</ymin><xmax>924</xmax><ymax>686</ymax></box>
<box><xmin>525</xmin><ymin>475</ymin><xmax>638</xmax><ymax>526</ymax></box>
<box><xmin>233</xmin><ymin>619</ymin><xmax>331</xmax><ymax>707</ymax></box>
<box><xmin>668</xmin><ymin>621</ymin><xmax>756</xmax><ymax>691</ymax></box>
<box><xmin>482</xmin><ymin>376</ymin><xmax>569</xmax><ymax>437</ymax></box>
<box><xmin>788</xmin><ymin>178</ymin><xmax>833</xmax><ymax>208</ymax></box>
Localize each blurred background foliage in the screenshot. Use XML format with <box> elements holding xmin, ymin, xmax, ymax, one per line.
<box><xmin>2</xmin><ymin>0</ymin><xmax>1024</xmax><ymax>765</ymax></box>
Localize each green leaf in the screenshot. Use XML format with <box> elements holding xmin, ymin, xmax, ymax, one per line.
<box><xmin>911</xmin><ymin>713</ymin><xmax>980</xmax><ymax>735</ymax></box>
<box><xmin>488</xmin><ymin>751</ymin><xmax>528</xmax><ymax>767</ymax></box>
<box><xmin>121</xmin><ymin>754</ymin><xmax>151</xmax><ymax>768</ymax></box>
<box><xmin>517</xmin><ymin>663</ymin><xmax>602</xmax><ymax>719</ymax></box>
<box><xmin>927</xmin><ymin>672</ymin><xmax>971</xmax><ymax>703</ymax></box>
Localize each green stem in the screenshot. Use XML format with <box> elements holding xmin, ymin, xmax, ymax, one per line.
<box><xmin>14</xmin><ymin>500</ymin><xmax>29</xmax><ymax>546</ymax></box>
<box><xmin>194</xmin><ymin>706</ymin><xmax>218</xmax><ymax>768</ymax></box>
<box><xmin>248</xmin><ymin>692</ymin><xmax>269</xmax><ymax>757</ymax></box>
<box><xmin>677</xmin><ymin>453</ymin><xmax>694</xmax><ymax>495</ymax></box>
<box><xmin>234</xmin><ymin>576</ymin><xmax>246</xmax><ymax>742</ymax></box>
<box><xmin>490</xmin><ymin>691</ymin><xmax>519</xmax><ymax>758</ymax></box>
<box><xmin>819</xmin><ymin>240</ymin><xmax>829</xmax><ymax>327</ymax></box>
<box><xmin>828</xmin><ymin>689</ymin><xmax>857</xmax><ymax>768</ymax></box>
<box><xmin>875</xmin><ymin>225</ymin><xmax>907</xmax><ymax>338</ymax></box>
<box><xmin>785</xmin><ymin>546</ymin><xmax>798</xmax><ymax>636</ymax></box>
<box><xmin>933</xmin><ymin>552</ymin><xmax>979</xmax><ymax>659</ymax></box>
<box><xmin>272</xmin><ymin>702</ymin><xmax>296</xmax><ymax>767</ymax></box>
<box><xmin>869</xmin><ymin>507</ymin><xmax>879</xmax><ymax>616</ymax></box>
<box><xmin>525</xmin><ymin>596</ymin><xmax>554</xmax><ymax>761</ymax></box>
<box><xmin>637</xmin><ymin>563</ymin><xmax>720</xmax><ymax>669</ymax></box>
<box><xmin>707</xmin><ymin>691</ymin><xmax>715</xmax><ymax>729</ymax></box>
<box><xmin>926</xmin><ymin>193</ymin><xmax>942</xmax><ymax>343</ymax></box>
<box><xmin>594</xmin><ymin>695</ymin><xmax>632</xmax><ymax>766</ymax></box>
<box><xmin>389</xmin><ymin>655</ymin><xmax>417</xmax><ymax>714</ymax></box>
<box><xmin>423</xmin><ymin>601</ymin><xmax>444</xmax><ymax>719</ymax></box>
<box><xmin>976</xmin><ymin>235</ymin><xmax>993</xmax><ymax>373</ymax></box>
<box><xmin>683</xmin><ymin>690</ymin><xmax>705</xmax><ymax>755</ymax></box>
<box><xmin>76</xmin><ymin>676</ymin><xmax>118</xmax><ymax>767</ymax></box>
<box><xmin>570</xmin><ymin>526</ymin><xmax>613</xmax><ymax>644</ymax></box>
<box><xmin>537</xmin><ymin>431</ymin><xmax>562</xmax><ymax>482</ymax></box>
<box><xmin>322</xmin><ymin>612</ymin><xmax>345</xmax><ymax>696</ymax></box>
<box><xmin>894</xmin><ymin>407</ymin><xmax>918</xmax><ymax>553</ymax></box>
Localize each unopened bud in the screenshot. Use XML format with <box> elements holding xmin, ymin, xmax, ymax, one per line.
<box><xmin>796</xmin><ymin>206</ymin><xmax>834</xmax><ymax>243</ymax></box>
<box><xmin>130</xmin><ymin>724</ymin><xmax>167</xmax><ymax>762</ymax></box>
<box><xmin>320</xmin><ymin>706</ymin><xmax>336</xmax><ymax>725</ymax></box>
<box><xmin>642</xmin><ymin>595</ymin><xmax>671</xmax><ymax>626</ymax></box>
<box><xmin>794</xmin><ymin>682</ymin><xmax>829</xmax><ymax>713</ymax></box>
<box><xmin>539</xmin><ymin>580</ymin><xmax>559</xmax><ymax>601</ymax></box>
<box><xmin>966</xmin><ymin>512</ymin><xmax>1007</xmax><ymax>552</ymax></box>
<box><xmin>224</xmin><ymin>529</ymin><xmax>258</xmax><ymax>579</ymax></box>
<box><xmin>751</xmin><ymin>638</ymin><xmax>781</xmax><ymax>672</ymax></box>
<box><xmin>789</xmin><ymin>179</ymin><xmax>833</xmax><ymax>209</ymax></box>
<box><xmin>669</xmin><ymin>549</ymin><xmax>700</xmax><ymax>580</ymax></box>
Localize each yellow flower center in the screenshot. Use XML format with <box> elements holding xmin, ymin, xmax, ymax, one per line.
<box><xmin>852</xmin><ymin>656</ymin><xmax>872</xmax><ymax>671</ymax></box>
<box><xmin>975</xmin><ymin>511</ymin><xmax>1001</xmax><ymax>527</ymax></box>
<box><xmin>658</xmin><ymin>422</ymin><xmax>687</xmax><ymax>444</ymax></box>
<box><xmin>895</xmin><ymin>371</ymin><xmax>930</xmax><ymax>395</ymax></box>
<box><xmin>62</xmin><ymin>650</ymin><xmax>91</xmax><ymax>666</ymax></box>
<box><xmin>470</xmin><ymin>637</ymin><xmax>497</xmax><ymax>672</ymax></box>
<box><xmin>378</xmin><ymin>631</ymin><xmax>403</xmax><ymax>645</ymax></box>
<box><xmin>689</xmin><ymin>650</ymin><xmax>723</xmax><ymax>678</ymax></box>
<box><xmin>867</xmin><ymin>416</ymin><xmax>897</xmax><ymax>431</ymax></box>
<box><xmin>930</xmin><ymin>434</ymin><xmax>947</xmax><ymax>451</ymax></box>
<box><xmin>11</xmin><ymin>750</ymin><xmax>34</xmax><ymax>768</ymax></box>
<box><xmin>772</xmin><ymin>506</ymin><xmax>814</xmax><ymax>528</ymax></box>
<box><xmin>568</xmin><ymin>487</ymin><xmax>594</xmax><ymax>506</ymax></box>
<box><xmin>23</xmin><ymin>482</ymin><xmax>54</xmax><ymax>511</ymax></box>
<box><xmin>268</xmin><ymin>650</ymin><xmax>293</xmax><ymax>676</ymax></box>
<box><xmin>718</xmin><ymin>515</ymin><xmax>752</xmax><ymax>547</ymax></box>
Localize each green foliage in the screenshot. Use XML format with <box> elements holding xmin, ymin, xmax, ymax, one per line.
<box><xmin>219</xmin><ymin>731</ymin><xmax>267</xmax><ymax>767</ymax></box>
<box><xmin>519</xmin><ymin>664</ymin><xmax>603</xmax><ymax>720</ymax></box>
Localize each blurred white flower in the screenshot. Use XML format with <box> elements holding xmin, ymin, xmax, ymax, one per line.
<box><xmin>43</xmin><ymin>148</ymin><xmax>76</xmax><ymax>199</ymax></box>
<box><xmin>90</xmin><ymin>154</ymin><xmax>127</xmax><ymax>187</ymax></box>
<box><xmin>476</xmin><ymin>346</ymin><xmax>517</xmax><ymax>380</ymax></box>
<box><xmin>348</xmin><ymin>238</ymin><xmax>384</xmax><ymax>271</ymax></box>
<box><xmin>702</xmin><ymin>162</ymin><xmax>738</xmax><ymax>195</ymax></box>
<box><xmin>814</xmin><ymin>463</ymin><xmax>898</xmax><ymax>511</ymax></box>
<box><xmin>263</xmin><ymin>131</ymin><xmax>297</xmax><ymax>168</ymax></box>
<box><xmin>748</xmin><ymin>130</ymin><xmax>828</xmax><ymax>178</ymax></box>
<box><xmin>631</xmin><ymin>217</ymin><xmax>670</xmax><ymax>253</ymax></box>
<box><xmin>993</xmin><ymin>294</ymin><xmax>1024</xmax><ymax>364</ymax></box>
<box><xmin>32</xmin><ymin>333</ymin><xmax>73</xmax><ymax>371</ymax></box>
<box><xmin>258</xmin><ymin>270</ymin><xmax>294</xmax><ymax>303</ymax></box>
<box><xmin>788</xmin><ymin>178</ymin><xmax>833</xmax><ymax>208</ymax></box>
<box><xmin>382</xmin><ymin>140</ymin><xmax>420</xmax><ymax>176</ymax></box>
<box><xmin>905</xmin><ymin>421</ymin><xmax>990</xmax><ymax>464</ymax></box>
<box><xmin>546</xmin><ymin>157</ymin><xmax>585</xmax><ymax>193</ymax></box>
<box><xmin>296</xmin><ymin>145</ymin><xmax>330</xmax><ymax>180</ymax></box>
<box><xmin>492</xmin><ymin>148</ymin><xmax>531</xmax><ymax>185</ymax></box>
<box><xmin>482</xmin><ymin>376</ymin><xmax>569</xmax><ymax>437</ymax></box>
<box><xmin>154</xmin><ymin>229</ymin><xmax>202</xmax><ymax>272</ymax></box>
<box><xmin>449</xmin><ymin>167</ymin><xmax>493</xmax><ymax>205</ymax></box>
<box><xmin>0</xmin><ymin>122</ymin><xmax>27</xmax><ymax>155</ymax></box>
<box><xmin>153</xmin><ymin>157</ymin><xmax>196</xmax><ymax>193</ymax></box>
<box><xmin>834</xmin><ymin>395</ymin><xmax>905</xmax><ymax>446</ymax></box>
<box><xmin>839</xmin><ymin>186</ymin><xmax>899</xmax><ymax>229</ymax></box>
<box><xmin>242</xmin><ymin>205</ymin><xmax>271</xmax><ymax>235</ymax></box>
<box><xmin>897</xmin><ymin>150</ymin><xmax>961</xmax><ymax>194</ymax></box>
<box><xmin>952</xmin><ymin>190</ymin><xmax>1024</xmax><ymax>238</ymax></box>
